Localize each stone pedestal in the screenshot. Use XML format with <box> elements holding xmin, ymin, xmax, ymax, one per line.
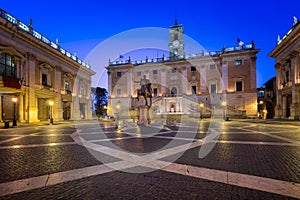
<box><xmin>137</xmin><ymin>106</ymin><xmax>150</xmax><ymax>126</ymax></box>
<box><xmin>133</xmin><ymin>97</ymin><xmax>151</xmax><ymax>126</ymax></box>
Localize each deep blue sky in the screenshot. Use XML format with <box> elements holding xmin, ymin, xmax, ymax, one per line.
<box><xmin>1</xmin><ymin>0</ymin><xmax>299</xmax><ymax>88</ymax></box>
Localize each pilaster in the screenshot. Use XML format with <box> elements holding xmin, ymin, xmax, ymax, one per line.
<box><xmin>27</xmin><ymin>53</ymin><xmax>39</xmax><ymax>122</ymax></box>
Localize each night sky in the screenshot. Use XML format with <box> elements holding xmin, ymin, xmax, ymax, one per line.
<box><xmin>1</xmin><ymin>0</ymin><xmax>299</xmax><ymax>88</ymax></box>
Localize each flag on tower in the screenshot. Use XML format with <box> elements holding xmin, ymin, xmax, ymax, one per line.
<box><xmin>237</xmin><ymin>38</ymin><xmax>244</xmax><ymax>46</ymax></box>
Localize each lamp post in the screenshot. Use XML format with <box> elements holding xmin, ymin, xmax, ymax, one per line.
<box><xmin>12</xmin><ymin>97</ymin><xmax>18</xmax><ymax>127</ymax></box>
<box><xmin>199</xmin><ymin>102</ymin><xmax>204</xmax><ymax>120</ymax></box>
<box><xmin>221</xmin><ymin>101</ymin><xmax>227</xmax><ymax>121</ymax></box>
<box><xmin>49</xmin><ymin>100</ymin><xmax>54</xmax><ymax>125</ymax></box>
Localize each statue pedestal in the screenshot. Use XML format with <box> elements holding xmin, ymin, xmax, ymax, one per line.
<box><xmin>132</xmin><ymin>96</ymin><xmax>152</xmax><ymax>126</ymax></box>
<box><xmin>137</xmin><ymin>106</ymin><xmax>150</xmax><ymax>126</ymax></box>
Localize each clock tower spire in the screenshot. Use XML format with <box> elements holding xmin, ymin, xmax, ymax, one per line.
<box><xmin>169</xmin><ymin>18</ymin><xmax>184</xmax><ymax>58</ymax></box>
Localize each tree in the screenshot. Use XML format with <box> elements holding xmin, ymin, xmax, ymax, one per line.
<box><xmin>91</xmin><ymin>87</ymin><xmax>108</xmax><ymax>118</ymax></box>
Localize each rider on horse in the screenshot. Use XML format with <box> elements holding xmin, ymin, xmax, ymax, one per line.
<box><xmin>134</xmin><ymin>75</ymin><xmax>152</xmax><ymax>107</ymax></box>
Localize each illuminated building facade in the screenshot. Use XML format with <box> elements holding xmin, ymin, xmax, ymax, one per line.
<box><xmin>0</xmin><ymin>9</ymin><xmax>95</xmax><ymax>123</ymax></box>
<box><xmin>269</xmin><ymin>18</ymin><xmax>300</xmax><ymax>120</ymax></box>
<box><xmin>106</xmin><ymin>21</ymin><xmax>259</xmax><ymax>118</ymax></box>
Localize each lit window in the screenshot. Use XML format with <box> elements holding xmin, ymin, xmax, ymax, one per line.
<box><xmin>235</xmin><ymin>60</ymin><xmax>242</xmax><ymax>66</ymax></box>
<box><xmin>65</xmin><ymin>81</ymin><xmax>70</xmax><ymax>92</ymax></box>
<box><xmin>236</xmin><ymin>81</ymin><xmax>243</xmax><ymax>91</ymax></box>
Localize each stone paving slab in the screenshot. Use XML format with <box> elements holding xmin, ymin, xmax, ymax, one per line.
<box><xmin>0</xmin><ymin>170</ymin><xmax>294</xmax><ymax>200</ymax></box>
<box><xmin>0</xmin><ymin>135</ymin><xmax>74</xmax><ymax>146</ymax></box>
<box><xmin>218</xmin><ymin>133</ymin><xmax>288</xmax><ymax>142</ymax></box>
<box><xmin>270</xmin><ymin>132</ymin><xmax>300</xmax><ymax>142</ymax></box>
<box><xmin>162</xmin><ymin>143</ymin><xmax>300</xmax><ymax>183</ymax></box>
<box><xmin>95</xmin><ymin>137</ymin><xmax>191</xmax><ymax>154</ymax></box>
<box><xmin>79</xmin><ymin>132</ymin><xmax>132</xmax><ymax>141</ymax></box>
<box><xmin>0</xmin><ymin>145</ymin><xmax>119</xmax><ymax>183</ymax></box>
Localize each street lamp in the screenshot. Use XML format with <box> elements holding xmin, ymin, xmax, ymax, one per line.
<box><xmin>49</xmin><ymin>100</ymin><xmax>54</xmax><ymax>125</ymax></box>
<box><xmin>12</xmin><ymin>97</ymin><xmax>18</xmax><ymax>127</ymax></box>
<box><xmin>199</xmin><ymin>102</ymin><xmax>204</xmax><ymax>120</ymax></box>
<box><xmin>221</xmin><ymin>101</ymin><xmax>227</xmax><ymax>121</ymax></box>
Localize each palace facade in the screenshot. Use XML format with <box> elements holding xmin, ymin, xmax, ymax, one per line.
<box><xmin>0</xmin><ymin>9</ymin><xmax>95</xmax><ymax>123</ymax></box>
<box><xmin>269</xmin><ymin>18</ymin><xmax>300</xmax><ymax>120</ymax></box>
<box><xmin>106</xmin><ymin>21</ymin><xmax>260</xmax><ymax>119</ymax></box>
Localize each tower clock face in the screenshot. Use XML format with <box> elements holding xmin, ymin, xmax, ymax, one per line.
<box><xmin>172</xmin><ymin>40</ymin><xmax>179</xmax><ymax>47</ymax></box>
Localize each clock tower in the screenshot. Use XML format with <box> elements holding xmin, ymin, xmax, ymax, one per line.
<box><xmin>169</xmin><ymin>18</ymin><xmax>184</xmax><ymax>58</ymax></box>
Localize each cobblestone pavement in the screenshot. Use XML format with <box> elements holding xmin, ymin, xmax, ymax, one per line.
<box><xmin>0</xmin><ymin>119</ymin><xmax>299</xmax><ymax>199</ymax></box>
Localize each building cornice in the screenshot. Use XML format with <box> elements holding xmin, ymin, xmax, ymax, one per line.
<box><xmin>269</xmin><ymin>22</ymin><xmax>300</xmax><ymax>58</ymax></box>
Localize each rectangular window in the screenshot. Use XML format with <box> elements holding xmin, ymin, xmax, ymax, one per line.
<box><xmin>235</xmin><ymin>60</ymin><xmax>242</xmax><ymax>66</ymax></box>
<box><xmin>191</xmin><ymin>66</ymin><xmax>197</xmax><ymax>72</ymax></box>
<box><xmin>0</xmin><ymin>53</ymin><xmax>15</xmax><ymax>77</ymax></box>
<box><xmin>209</xmin><ymin>64</ymin><xmax>216</xmax><ymax>70</ymax></box>
<box><xmin>117</xmin><ymin>71</ymin><xmax>122</xmax><ymax>77</ymax></box>
<box><xmin>42</xmin><ymin>74</ymin><xmax>48</xmax><ymax>86</ymax></box>
<box><xmin>137</xmin><ymin>71</ymin><xmax>141</xmax><ymax>76</ymax></box>
<box><xmin>236</xmin><ymin>81</ymin><xmax>243</xmax><ymax>91</ymax></box>
<box><xmin>286</xmin><ymin>71</ymin><xmax>289</xmax><ymax>82</ymax></box>
<box><xmin>171</xmin><ymin>68</ymin><xmax>177</xmax><ymax>73</ymax></box>
<box><xmin>153</xmin><ymin>70</ymin><xmax>158</xmax><ymax>75</ymax></box>
<box><xmin>153</xmin><ymin>88</ymin><xmax>158</xmax><ymax>97</ymax></box>
<box><xmin>65</xmin><ymin>81</ymin><xmax>69</xmax><ymax>91</ymax></box>
<box><xmin>191</xmin><ymin>85</ymin><xmax>197</xmax><ymax>94</ymax></box>
<box><xmin>117</xmin><ymin>89</ymin><xmax>121</xmax><ymax>96</ymax></box>
<box><xmin>80</xmin><ymin>85</ymin><xmax>85</xmax><ymax>95</ymax></box>
<box><xmin>211</xmin><ymin>84</ymin><xmax>216</xmax><ymax>94</ymax></box>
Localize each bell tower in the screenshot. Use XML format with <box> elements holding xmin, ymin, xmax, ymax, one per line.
<box><xmin>169</xmin><ymin>18</ymin><xmax>184</xmax><ymax>58</ymax></box>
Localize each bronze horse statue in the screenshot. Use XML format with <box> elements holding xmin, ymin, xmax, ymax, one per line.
<box><xmin>137</xmin><ymin>83</ymin><xmax>152</xmax><ymax>107</ymax></box>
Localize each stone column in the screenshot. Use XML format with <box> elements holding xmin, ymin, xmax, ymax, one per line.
<box><xmin>250</xmin><ymin>56</ymin><xmax>257</xmax><ymax>90</ymax></box>
<box><xmin>54</xmin><ymin>66</ymin><xmax>63</xmax><ymax>121</ymax></box>
<box><xmin>181</xmin><ymin>67</ymin><xmax>187</xmax><ymax>95</ymax></box>
<box><xmin>282</xmin><ymin>95</ymin><xmax>287</xmax><ymax>118</ymax></box>
<box><xmin>72</xmin><ymin>78</ymin><xmax>80</xmax><ymax>120</ymax></box>
<box><xmin>221</xmin><ymin>61</ymin><xmax>228</xmax><ymax>92</ymax></box>
<box><xmin>274</xmin><ymin>63</ymin><xmax>282</xmax><ymax>119</ymax></box>
<box><xmin>0</xmin><ymin>95</ymin><xmax>2</xmax><ymax>122</ymax></box>
<box><xmin>86</xmin><ymin>80</ymin><xmax>93</xmax><ymax>120</ymax></box>
<box><xmin>27</xmin><ymin>53</ymin><xmax>39</xmax><ymax>122</ymax></box>
<box><xmin>18</xmin><ymin>93</ymin><xmax>24</xmax><ymax>122</ymax></box>
<box><xmin>127</xmin><ymin>69</ymin><xmax>132</xmax><ymax>97</ymax></box>
<box><xmin>200</xmin><ymin>65</ymin><xmax>206</xmax><ymax>94</ymax></box>
<box><xmin>290</xmin><ymin>52</ymin><xmax>299</xmax><ymax>119</ymax></box>
<box><xmin>161</xmin><ymin>69</ymin><xmax>166</xmax><ymax>95</ymax></box>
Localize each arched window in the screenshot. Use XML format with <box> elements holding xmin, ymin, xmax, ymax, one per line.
<box><xmin>171</xmin><ymin>87</ymin><xmax>177</xmax><ymax>96</ymax></box>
